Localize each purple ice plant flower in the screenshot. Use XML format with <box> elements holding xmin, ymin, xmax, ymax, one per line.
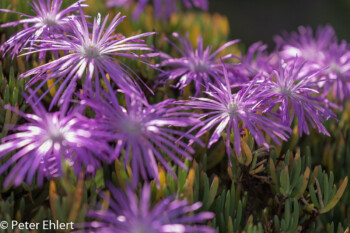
<box><xmin>106</xmin><ymin>0</ymin><xmax>208</xmax><ymax>20</ymax></box>
<box><xmin>20</xmin><ymin>7</ymin><xmax>156</xmax><ymax>109</ymax></box>
<box><xmin>184</xmin><ymin>64</ymin><xmax>291</xmax><ymax>157</ymax></box>
<box><xmin>233</xmin><ymin>41</ymin><xmax>275</xmax><ymax>80</ymax></box>
<box><xmin>274</xmin><ymin>25</ymin><xmax>350</xmax><ymax>102</ymax></box>
<box><xmin>0</xmin><ymin>93</ymin><xmax>112</xmax><ymax>188</ymax></box>
<box><xmin>321</xmin><ymin>40</ymin><xmax>350</xmax><ymax>102</ymax></box>
<box><xmin>80</xmin><ymin>91</ymin><xmax>203</xmax><ymax>185</ymax></box>
<box><xmin>75</xmin><ymin>183</ymin><xmax>215</xmax><ymax>233</ymax></box>
<box><xmin>0</xmin><ymin>0</ymin><xmax>87</xmax><ymax>59</ymax></box>
<box><xmin>274</xmin><ymin>25</ymin><xmax>336</xmax><ymax>64</ymax></box>
<box><xmin>263</xmin><ymin>59</ymin><xmax>336</xmax><ymax>136</ymax></box>
<box><xmin>158</xmin><ymin>33</ymin><xmax>239</xmax><ymax>96</ymax></box>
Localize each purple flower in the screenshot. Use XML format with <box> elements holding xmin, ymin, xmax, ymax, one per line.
<box><xmin>319</xmin><ymin>40</ymin><xmax>350</xmax><ymax>103</ymax></box>
<box><xmin>274</xmin><ymin>25</ymin><xmax>350</xmax><ymax>102</ymax></box>
<box><xmin>76</xmin><ymin>183</ymin><xmax>215</xmax><ymax>233</ymax></box>
<box><xmin>159</xmin><ymin>33</ymin><xmax>239</xmax><ymax>96</ymax></box>
<box><xmin>0</xmin><ymin>93</ymin><xmax>112</xmax><ymax>188</ymax></box>
<box><xmin>185</xmin><ymin>64</ymin><xmax>291</xmax><ymax>157</ymax></box>
<box><xmin>80</xmin><ymin>91</ymin><xmax>202</xmax><ymax>185</ymax></box>
<box><xmin>263</xmin><ymin>59</ymin><xmax>336</xmax><ymax>136</ymax></box>
<box><xmin>106</xmin><ymin>0</ymin><xmax>208</xmax><ymax>20</ymax></box>
<box><xmin>0</xmin><ymin>0</ymin><xmax>87</xmax><ymax>59</ymax></box>
<box><xmin>233</xmin><ymin>41</ymin><xmax>275</xmax><ymax>80</ymax></box>
<box><xmin>20</xmin><ymin>7</ymin><xmax>156</xmax><ymax>109</ymax></box>
<box><xmin>274</xmin><ymin>25</ymin><xmax>336</xmax><ymax>64</ymax></box>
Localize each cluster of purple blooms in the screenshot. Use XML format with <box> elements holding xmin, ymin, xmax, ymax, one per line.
<box><xmin>0</xmin><ymin>0</ymin><xmax>348</xmax><ymax>232</ymax></box>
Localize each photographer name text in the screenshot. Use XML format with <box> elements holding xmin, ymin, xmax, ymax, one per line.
<box><xmin>0</xmin><ymin>220</ymin><xmax>74</xmax><ymax>230</ymax></box>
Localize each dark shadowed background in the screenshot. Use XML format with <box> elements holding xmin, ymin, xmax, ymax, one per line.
<box><xmin>209</xmin><ymin>0</ymin><xmax>350</xmax><ymax>47</ymax></box>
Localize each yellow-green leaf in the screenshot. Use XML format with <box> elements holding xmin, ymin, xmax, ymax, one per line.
<box><xmin>294</xmin><ymin>167</ymin><xmax>310</xmax><ymax>199</ymax></box>
<box><xmin>208</xmin><ymin>176</ymin><xmax>219</xmax><ymax>207</ymax></box>
<box><xmin>320</xmin><ymin>177</ymin><xmax>348</xmax><ymax>214</ymax></box>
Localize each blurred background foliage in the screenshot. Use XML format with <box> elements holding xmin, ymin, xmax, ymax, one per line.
<box><xmin>0</xmin><ymin>0</ymin><xmax>350</xmax><ymax>232</ymax></box>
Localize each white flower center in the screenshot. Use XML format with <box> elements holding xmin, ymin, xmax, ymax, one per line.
<box><xmin>41</xmin><ymin>14</ymin><xmax>58</xmax><ymax>27</ymax></box>
<box><xmin>328</xmin><ymin>62</ymin><xmax>343</xmax><ymax>74</ymax></box>
<box><xmin>190</xmin><ymin>59</ymin><xmax>209</xmax><ymax>71</ymax></box>
<box><xmin>130</xmin><ymin>221</ymin><xmax>157</xmax><ymax>233</ymax></box>
<box><xmin>122</xmin><ymin>119</ymin><xmax>143</xmax><ymax>135</ymax></box>
<box><xmin>276</xmin><ymin>86</ymin><xmax>293</xmax><ymax>96</ymax></box>
<box><xmin>82</xmin><ymin>44</ymin><xmax>101</xmax><ymax>59</ymax></box>
<box><xmin>227</xmin><ymin>102</ymin><xmax>239</xmax><ymax>116</ymax></box>
<box><xmin>45</xmin><ymin>116</ymin><xmax>66</xmax><ymax>143</ymax></box>
<box><xmin>48</xmin><ymin>124</ymin><xmax>65</xmax><ymax>142</ymax></box>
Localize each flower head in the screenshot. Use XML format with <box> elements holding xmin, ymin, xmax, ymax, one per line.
<box><xmin>159</xmin><ymin>33</ymin><xmax>239</xmax><ymax>96</ymax></box>
<box><xmin>185</xmin><ymin>64</ymin><xmax>291</xmax><ymax>157</ymax></box>
<box><xmin>233</xmin><ymin>41</ymin><xmax>275</xmax><ymax>80</ymax></box>
<box><xmin>318</xmin><ymin>40</ymin><xmax>350</xmax><ymax>102</ymax></box>
<box><xmin>0</xmin><ymin>93</ymin><xmax>112</xmax><ymax>188</ymax></box>
<box><xmin>20</xmin><ymin>8</ymin><xmax>156</xmax><ymax>109</ymax></box>
<box><xmin>80</xmin><ymin>91</ymin><xmax>202</xmax><ymax>185</ymax></box>
<box><xmin>274</xmin><ymin>25</ymin><xmax>350</xmax><ymax>103</ymax></box>
<box><xmin>0</xmin><ymin>0</ymin><xmax>87</xmax><ymax>59</ymax></box>
<box><xmin>263</xmin><ymin>59</ymin><xmax>336</xmax><ymax>136</ymax></box>
<box><xmin>76</xmin><ymin>183</ymin><xmax>215</xmax><ymax>233</ymax></box>
<box><xmin>274</xmin><ymin>25</ymin><xmax>336</xmax><ymax>64</ymax></box>
<box><xmin>106</xmin><ymin>0</ymin><xmax>208</xmax><ymax>20</ymax></box>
